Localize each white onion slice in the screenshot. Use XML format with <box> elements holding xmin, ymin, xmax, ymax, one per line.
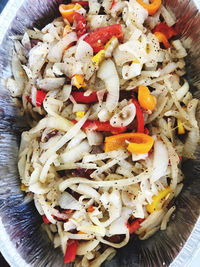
<box><xmin>110</xmin><ymin>103</ymin><xmax>136</xmax><ymax>127</ymax></box>
<box><xmin>151</xmin><ymin>140</ymin><xmax>169</xmax><ymax>183</ymax></box>
<box><xmin>97</xmin><ymin>59</ymin><xmax>119</xmax><ymax>112</ymax></box>
<box><xmin>59</xmin><ymin>192</ymin><xmax>82</xmax><ymax>210</ymax></box>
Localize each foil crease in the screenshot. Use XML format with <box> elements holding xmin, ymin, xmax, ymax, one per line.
<box><xmin>0</xmin><ymin>1</ymin><xmax>199</xmax><ymax>266</ymax></box>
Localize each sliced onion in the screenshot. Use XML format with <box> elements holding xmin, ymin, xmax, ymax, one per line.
<box><xmin>77</xmin><ymin>184</ymin><xmax>100</xmax><ymax>201</ymax></box>
<box><xmin>48</xmin><ymin>32</ymin><xmax>77</xmax><ymax>62</ymax></box>
<box><xmin>77</xmin><ymin>240</ymin><xmax>100</xmax><ymax>256</ymax></box>
<box><xmin>97</xmin><ymin>59</ymin><xmax>119</xmax><ymax>112</ymax></box>
<box><xmin>31</xmin><ymin>86</ymin><xmax>37</xmax><ymax>106</ymax></box>
<box><xmin>59</xmin><ymin>192</ymin><xmax>82</xmax><ymax>210</ymax></box>
<box><xmin>151</xmin><ymin>140</ymin><xmax>169</xmax><ymax>183</ymax></box>
<box><xmin>109</xmin><ymin>207</ymin><xmax>132</xmax><ymax>235</ymax></box>
<box><xmin>110</xmin><ymin>103</ymin><xmax>136</xmax><ymax>127</ymax></box>
<box><xmin>75</xmin><ymin>40</ymin><xmax>93</xmax><ymax>61</ymax></box>
<box><xmin>86</xmin><ymin>131</ymin><xmax>103</xmax><ymax>146</ymax></box>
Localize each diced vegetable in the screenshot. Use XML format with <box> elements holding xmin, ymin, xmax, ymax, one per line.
<box><xmin>72</xmin><ymin>120</ymin><xmax>127</xmax><ymax>134</ymax></box>
<box><xmin>154</xmin><ymin>32</ymin><xmax>170</xmax><ymax>49</ymax></box>
<box><xmin>132</xmin><ymin>99</ymin><xmax>144</xmax><ymax>133</ymax></box>
<box><xmin>104</xmin><ymin>133</ymin><xmax>154</xmax><ymax>154</ymax></box>
<box><xmin>92</xmin><ymin>50</ymin><xmax>105</xmax><ymax>66</ymax></box>
<box><xmin>36</xmin><ymin>90</ymin><xmax>46</xmax><ymax>107</ymax></box>
<box><xmin>153</xmin><ymin>22</ymin><xmax>177</xmax><ymax>39</ymax></box>
<box><xmin>127</xmin><ymin>218</ymin><xmax>144</xmax><ymax>234</ymax></box>
<box><xmin>84</xmin><ymin>24</ymin><xmax>123</xmax><ymax>53</ymax></box>
<box><xmin>87</xmin><ymin>205</ymin><xmax>95</xmax><ymax>212</ymax></box>
<box><xmin>42</xmin><ymin>215</ymin><xmax>50</xmax><ymax>224</ymax></box>
<box><xmin>146</xmin><ymin>187</ymin><xmax>171</xmax><ymax>213</ymax></box>
<box><xmin>136</xmin><ymin>0</ymin><xmax>162</xmax><ymax>15</ymax></box>
<box><xmin>59</xmin><ymin>3</ymin><xmax>82</xmax><ymax>23</ymax></box>
<box><xmin>138</xmin><ymin>85</ymin><xmax>156</xmax><ymax>111</ymax></box>
<box><xmin>72</xmin><ymin>74</ymin><xmax>86</xmax><ymax>89</ymax></box>
<box><xmin>64</xmin><ymin>239</ymin><xmax>78</xmax><ymax>264</ymax></box>
<box><xmin>74</xmin><ymin>12</ymin><xmax>87</xmax><ymax>38</ymax></box>
<box><xmin>177</xmin><ymin>119</ymin><xmax>185</xmax><ymax>134</ymax></box>
<box><xmin>76</xmin><ymin>111</ymin><xmax>85</xmax><ymax>118</ymax></box>
<box><xmin>71</xmin><ymin>91</ymin><xmax>98</xmax><ymax>103</ymax></box>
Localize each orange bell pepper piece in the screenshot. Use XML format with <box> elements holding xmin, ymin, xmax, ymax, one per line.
<box><xmin>104</xmin><ymin>133</ymin><xmax>154</xmax><ymax>154</ymax></box>
<box><xmin>71</xmin><ymin>74</ymin><xmax>86</xmax><ymax>89</ymax></box>
<box><xmin>59</xmin><ymin>3</ymin><xmax>82</xmax><ymax>24</ymax></box>
<box><xmin>136</xmin><ymin>0</ymin><xmax>161</xmax><ymax>15</ymax></box>
<box><xmin>138</xmin><ymin>85</ymin><xmax>157</xmax><ymax>111</ymax></box>
<box><xmin>154</xmin><ymin>31</ymin><xmax>170</xmax><ymax>49</ymax></box>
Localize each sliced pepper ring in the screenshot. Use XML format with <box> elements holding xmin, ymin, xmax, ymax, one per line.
<box><xmin>136</xmin><ymin>0</ymin><xmax>162</xmax><ymax>15</ymax></box>
<box><xmin>104</xmin><ymin>133</ymin><xmax>154</xmax><ymax>154</ymax></box>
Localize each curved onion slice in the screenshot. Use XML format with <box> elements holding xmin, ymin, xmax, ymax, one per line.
<box><xmin>97</xmin><ymin>59</ymin><xmax>119</xmax><ymax>112</ymax></box>
<box><xmin>110</xmin><ymin>103</ymin><xmax>136</xmax><ymax>127</ymax></box>
<box><xmin>151</xmin><ymin>139</ymin><xmax>169</xmax><ymax>183</ymax></box>
<box><xmin>59</xmin><ymin>192</ymin><xmax>82</xmax><ymax>210</ymax></box>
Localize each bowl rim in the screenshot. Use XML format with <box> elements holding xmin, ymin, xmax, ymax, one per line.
<box><xmin>0</xmin><ymin>0</ymin><xmax>200</xmax><ymax>266</ymax></box>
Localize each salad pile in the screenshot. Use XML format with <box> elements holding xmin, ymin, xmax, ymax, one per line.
<box><xmin>7</xmin><ymin>0</ymin><xmax>199</xmax><ymax>266</ymax></box>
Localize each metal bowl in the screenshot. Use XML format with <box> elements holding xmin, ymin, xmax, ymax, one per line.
<box><xmin>0</xmin><ymin>0</ymin><xmax>199</xmax><ymax>266</ymax></box>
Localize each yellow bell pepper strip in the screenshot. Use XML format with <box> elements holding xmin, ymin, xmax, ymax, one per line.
<box><xmin>104</xmin><ymin>133</ymin><xmax>154</xmax><ymax>153</ymax></box>
<box><xmin>76</xmin><ymin>111</ymin><xmax>85</xmax><ymax>118</ymax></box>
<box><xmin>154</xmin><ymin>31</ymin><xmax>170</xmax><ymax>49</ymax></box>
<box><xmin>71</xmin><ymin>74</ymin><xmax>86</xmax><ymax>89</ymax></box>
<box><xmin>177</xmin><ymin>119</ymin><xmax>185</xmax><ymax>134</ymax></box>
<box><xmin>138</xmin><ymin>85</ymin><xmax>157</xmax><ymax>111</ymax></box>
<box><xmin>136</xmin><ymin>0</ymin><xmax>162</xmax><ymax>15</ymax></box>
<box><xmin>59</xmin><ymin>3</ymin><xmax>82</xmax><ymax>23</ymax></box>
<box><xmin>146</xmin><ymin>187</ymin><xmax>171</xmax><ymax>213</ymax></box>
<box><xmin>64</xmin><ymin>239</ymin><xmax>78</xmax><ymax>264</ymax></box>
<box><xmin>92</xmin><ymin>50</ymin><xmax>105</xmax><ymax>66</ymax></box>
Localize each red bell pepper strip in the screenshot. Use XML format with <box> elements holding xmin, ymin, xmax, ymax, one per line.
<box><xmin>72</xmin><ymin>1</ymin><xmax>89</xmax><ymax>9</ymax></box>
<box><xmin>74</xmin><ymin>12</ymin><xmax>87</xmax><ymax>38</ymax></box>
<box><xmin>153</xmin><ymin>22</ymin><xmax>177</xmax><ymax>40</ymax></box>
<box><xmin>42</xmin><ymin>215</ymin><xmax>50</xmax><ymax>224</ymax></box>
<box><xmin>71</xmin><ymin>91</ymin><xmax>98</xmax><ymax>103</ymax></box>
<box><xmin>64</xmin><ymin>239</ymin><xmax>78</xmax><ymax>264</ymax></box>
<box><xmin>110</xmin><ymin>0</ymin><xmax>116</xmax><ymax>9</ymax></box>
<box><xmin>36</xmin><ymin>90</ymin><xmax>46</xmax><ymax>107</ymax></box>
<box><xmin>84</xmin><ymin>24</ymin><xmax>123</xmax><ymax>53</ymax></box>
<box><xmin>26</xmin><ymin>90</ymin><xmax>46</xmax><ymax>107</ymax></box>
<box><xmin>132</xmin><ymin>99</ymin><xmax>144</xmax><ymax>133</ymax></box>
<box><xmin>127</xmin><ymin>218</ymin><xmax>144</xmax><ymax>234</ymax></box>
<box><xmin>72</xmin><ymin>120</ymin><xmax>127</xmax><ymax>134</ymax></box>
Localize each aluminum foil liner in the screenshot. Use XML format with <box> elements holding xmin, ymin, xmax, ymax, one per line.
<box><xmin>0</xmin><ymin>0</ymin><xmax>200</xmax><ymax>266</ymax></box>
